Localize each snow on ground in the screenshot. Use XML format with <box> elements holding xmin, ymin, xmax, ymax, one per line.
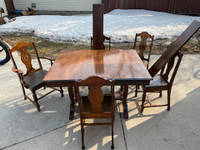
<box><xmin>0</xmin><ymin>9</ymin><xmax>200</xmax><ymax>43</ymax></box>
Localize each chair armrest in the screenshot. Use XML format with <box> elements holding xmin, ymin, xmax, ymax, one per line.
<box><xmin>39</xmin><ymin>56</ymin><xmax>55</xmax><ymax>65</ymax></box>
<box><xmin>12</xmin><ymin>66</ymin><xmax>23</xmax><ymax>75</ymax></box>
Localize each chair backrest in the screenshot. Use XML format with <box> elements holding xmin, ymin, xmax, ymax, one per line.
<box><xmin>149</xmin><ymin>20</ymin><xmax>200</xmax><ymax>77</ymax></box>
<box><xmin>91</xmin><ymin>35</ymin><xmax>111</xmax><ymax>50</ymax></box>
<box><xmin>133</xmin><ymin>32</ymin><xmax>154</xmax><ymax>63</ymax></box>
<box><xmin>160</xmin><ymin>52</ymin><xmax>183</xmax><ymax>87</ymax></box>
<box><xmin>75</xmin><ymin>76</ymin><xmax>115</xmax><ymax>118</ymax></box>
<box><xmin>9</xmin><ymin>41</ymin><xmax>43</xmax><ymax>75</ymax></box>
<box><xmin>0</xmin><ymin>7</ymin><xmax>5</xmax><ymax>17</ymax></box>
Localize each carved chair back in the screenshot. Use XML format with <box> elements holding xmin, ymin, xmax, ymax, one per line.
<box><xmin>133</xmin><ymin>32</ymin><xmax>154</xmax><ymax>68</ymax></box>
<box><xmin>160</xmin><ymin>52</ymin><xmax>183</xmax><ymax>87</ymax></box>
<box><xmin>75</xmin><ymin>76</ymin><xmax>115</xmax><ymax>118</ymax></box>
<box><xmin>9</xmin><ymin>42</ymin><xmax>43</xmax><ymax>76</ymax></box>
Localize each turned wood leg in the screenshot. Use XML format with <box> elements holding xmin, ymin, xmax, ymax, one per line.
<box><xmin>33</xmin><ymin>91</ymin><xmax>40</xmax><ymax>112</ymax></box>
<box><xmin>167</xmin><ymin>90</ymin><xmax>171</xmax><ymax>111</ymax></box>
<box><xmin>160</xmin><ymin>90</ymin><xmax>162</xmax><ymax>97</ymax></box>
<box><xmin>120</xmin><ymin>85</ymin><xmax>123</xmax><ymax>92</ymax></box>
<box><xmin>21</xmin><ymin>84</ymin><xmax>27</xmax><ymax>100</ymax></box>
<box><xmin>122</xmin><ymin>85</ymin><xmax>129</xmax><ymax>119</ymax></box>
<box><xmin>68</xmin><ymin>86</ymin><xmax>75</xmax><ymax>120</ymax></box>
<box><xmin>60</xmin><ymin>87</ymin><xmax>64</xmax><ymax>97</ymax></box>
<box><xmin>81</xmin><ymin>119</ymin><xmax>85</xmax><ymax>149</ymax></box>
<box><xmin>135</xmin><ymin>85</ymin><xmax>139</xmax><ymax>97</ymax></box>
<box><xmin>111</xmin><ymin>118</ymin><xmax>114</xmax><ymax>149</ymax></box>
<box><xmin>141</xmin><ymin>91</ymin><xmax>146</xmax><ymax>113</ymax></box>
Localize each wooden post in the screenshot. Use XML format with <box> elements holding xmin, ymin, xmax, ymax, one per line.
<box><xmin>93</xmin><ymin>4</ymin><xmax>104</xmax><ymax>50</ymax></box>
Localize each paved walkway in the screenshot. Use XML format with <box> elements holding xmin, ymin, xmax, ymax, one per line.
<box><xmin>0</xmin><ymin>53</ymin><xmax>200</xmax><ymax>150</ymax></box>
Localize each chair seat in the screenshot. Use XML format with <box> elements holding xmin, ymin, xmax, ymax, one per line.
<box><xmin>144</xmin><ymin>74</ymin><xmax>168</xmax><ymax>89</ymax></box>
<box><xmin>81</xmin><ymin>95</ymin><xmax>112</xmax><ymax>112</ymax></box>
<box><xmin>24</xmin><ymin>70</ymin><xmax>47</xmax><ymax>90</ymax></box>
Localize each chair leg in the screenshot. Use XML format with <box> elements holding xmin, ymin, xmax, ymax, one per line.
<box><xmin>141</xmin><ymin>91</ymin><xmax>146</xmax><ymax>113</ymax></box>
<box><xmin>60</xmin><ymin>87</ymin><xmax>64</xmax><ymax>97</ymax></box>
<box><xmin>81</xmin><ymin>119</ymin><xmax>85</xmax><ymax>149</ymax></box>
<box><xmin>21</xmin><ymin>84</ymin><xmax>27</xmax><ymax>100</ymax></box>
<box><xmin>33</xmin><ymin>91</ymin><xmax>40</xmax><ymax>112</ymax></box>
<box><xmin>159</xmin><ymin>90</ymin><xmax>162</xmax><ymax>97</ymax></box>
<box><xmin>119</xmin><ymin>85</ymin><xmax>123</xmax><ymax>93</ymax></box>
<box><xmin>111</xmin><ymin>119</ymin><xmax>114</xmax><ymax>149</ymax></box>
<box><xmin>167</xmin><ymin>90</ymin><xmax>171</xmax><ymax>111</ymax></box>
<box><xmin>135</xmin><ymin>85</ymin><xmax>139</xmax><ymax>97</ymax></box>
<box><xmin>122</xmin><ymin>85</ymin><xmax>129</xmax><ymax>119</ymax></box>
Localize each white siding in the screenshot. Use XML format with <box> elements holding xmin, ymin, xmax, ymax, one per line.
<box><xmin>0</xmin><ymin>0</ymin><xmax>8</xmax><ymax>16</ymax></box>
<box><xmin>13</xmin><ymin>0</ymin><xmax>101</xmax><ymax>11</ymax></box>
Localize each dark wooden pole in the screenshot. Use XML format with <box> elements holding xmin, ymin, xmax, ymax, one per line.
<box><xmin>93</xmin><ymin>4</ymin><xmax>104</xmax><ymax>50</ymax></box>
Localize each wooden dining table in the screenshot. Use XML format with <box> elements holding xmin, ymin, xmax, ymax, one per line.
<box><xmin>43</xmin><ymin>49</ymin><xmax>152</xmax><ymax>119</ymax></box>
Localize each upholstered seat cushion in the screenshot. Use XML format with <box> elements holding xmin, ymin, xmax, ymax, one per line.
<box><xmin>24</xmin><ymin>70</ymin><xmax>47</xmax><ymax>90</ymax></box>
<box><xmin>145</xmin><ymin>74</ymin><xmax>168</xmax><ymax>89</ymax></box>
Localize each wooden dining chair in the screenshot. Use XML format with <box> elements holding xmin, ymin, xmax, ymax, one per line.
<box><xmin>91</xmin><ymin>35</ymin><xmax>111</xmax><ymax>49</ymax></box>
<box><xmin>141</xmin><ymin>52</ymin><xmax>183</xmax><ymax>113</ymax></box>
<box><xmin>134</xmin><ymin>32</ymin><xmax>154</xmax><ymax>97</ymax></box>
<box><xmin>133</xmin><ymin>31</ymin><xmax>154</xmax><ymax>69</ymax></box>
<box><xmin>75</xmin><ymin>76</ymin><xmax>115</xmax><ymax>149</ymax></box>
<box><xmin>9</xmin><ymin>41</ymin><xmax>64</xmax><ymax>111</ymax></box>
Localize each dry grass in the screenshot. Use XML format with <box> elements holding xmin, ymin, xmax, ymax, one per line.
<box><xmin>2</xmin><ymin>33</ymin><xmax>91</xmax><ymax>58</ymax></box>
<box><xmin>2</xmin><ymin>32</ymin><xmax>200</xmax><ymax>58</ymax></box>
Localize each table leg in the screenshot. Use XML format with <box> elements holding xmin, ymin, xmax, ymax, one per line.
<box><xmin>122</xmin><ymin>85</ymin><xmax>129</xmax><ymax>119</ymax></box>
<box><xmin>68</xmin><ymin>86</ymin><xmax>75</xmax><ymax>120</ymax></box>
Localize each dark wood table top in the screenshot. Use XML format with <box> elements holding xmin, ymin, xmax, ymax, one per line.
<box><xmin>43</xmin><ymin>49</ymin><xmax>152</xmax><ymax>86</ymax></box>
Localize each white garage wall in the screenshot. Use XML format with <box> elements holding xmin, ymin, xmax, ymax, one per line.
<box><xmin>0</xmin><ymin>0</ymin><xmax>8</xmax><ymax>16</ymax></box>
<box><xmin>13</xmin><ymin>0</ymin><xmax>101</xmax><ymax>11</ymax></box>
